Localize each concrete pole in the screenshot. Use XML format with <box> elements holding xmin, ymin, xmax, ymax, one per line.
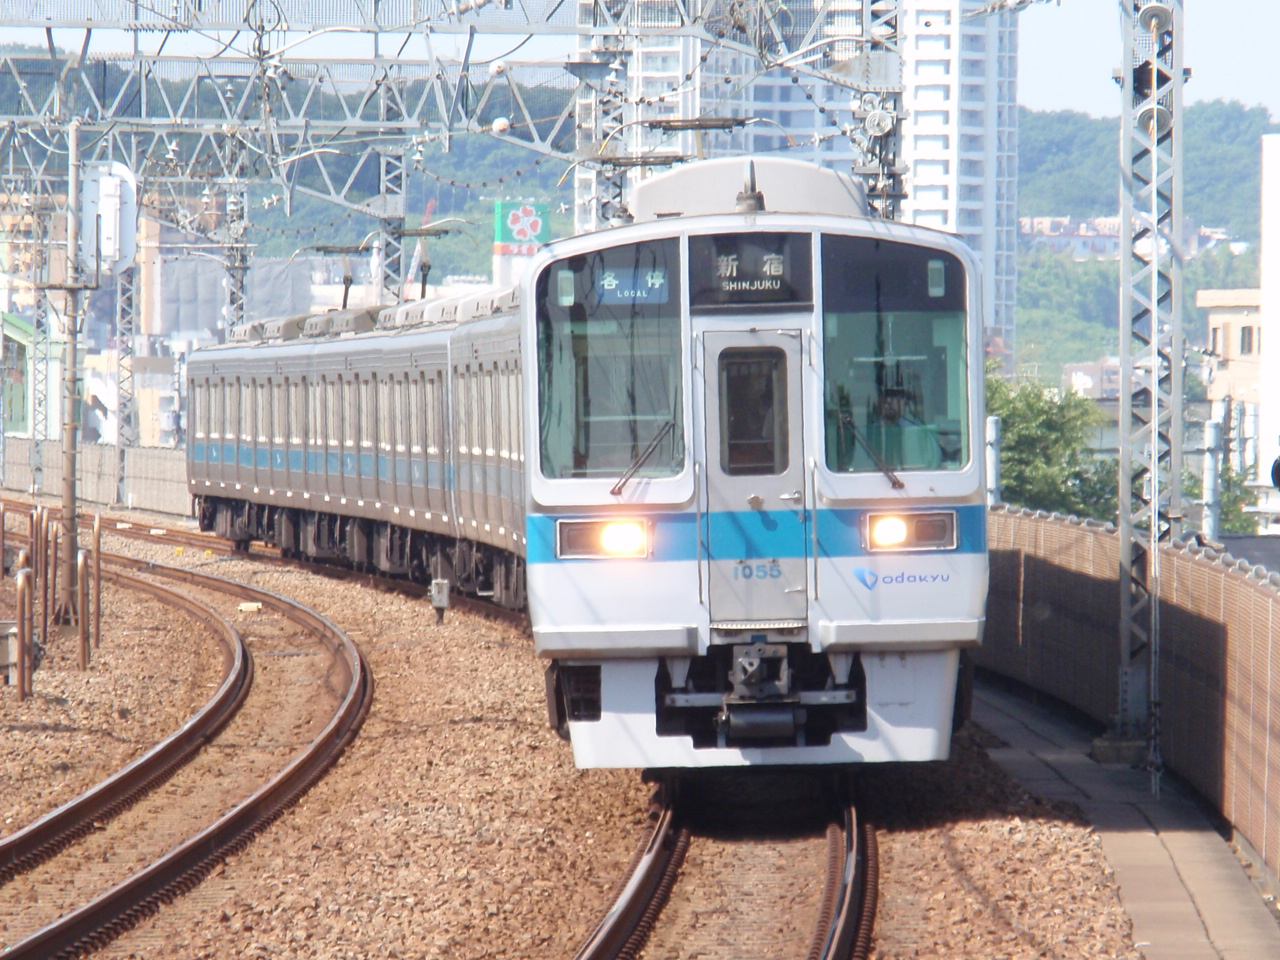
<box><xmin>985</xmin><ymin>415</ymin><xmax>1002</xmax><ymax>506</ymax></box>
<box><xmin>1203</xmin><ymin>420</ymin><xmax>1222</xmax><ymax>541</ymax></box>
<box><xmin>61</xmin><ymin>119</ymin><xmax>81</xmax><ymax>622</ymax></box>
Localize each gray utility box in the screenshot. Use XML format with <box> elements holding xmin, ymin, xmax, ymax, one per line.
<box><xmin>1</xmin><ymin>621</ymin><xmax>17</xmax><ymax>685</ymax></box>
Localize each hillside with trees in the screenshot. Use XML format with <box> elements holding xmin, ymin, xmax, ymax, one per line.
<box><xmin>1019</xmin><ymin>100</ymin><xmax>1277</xmax><ymax>242</ymax></box>
<box><xmin>1015</xmin><ymin>100</ymin><xmax>1275</xmax><ymax>380</ymax></box>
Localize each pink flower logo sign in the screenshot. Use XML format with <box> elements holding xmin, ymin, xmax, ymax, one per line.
<box><xmin>506</xmin><ymin>205</ymin><xmax>543</xmax><ymax>242</ymax></box>
<box><xmin>494</xmin><ymin>201</ymin><xmax>550</xmax><ymax>255</ymax></box>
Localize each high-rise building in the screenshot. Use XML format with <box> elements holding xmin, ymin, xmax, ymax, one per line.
<box><xmin>900</xmin><ymin>3</ymin><xmax>1018</xmax><ymax>353</ymax></box>
<box><xmin>611</xmin><ymin>1</ymin><xmax>1019</xmax><ymax>351</ymax></box>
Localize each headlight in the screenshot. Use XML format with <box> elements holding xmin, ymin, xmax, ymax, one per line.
<box><xmin>865</xmin><ymin>511</ymin><xmax>956</xmax><ymax>552</ymax></box>
<box><xmin>869</xmin><ymin>515</ymin><xmax>908</xmax><ymax>548</ymax></box>
<box><xmin>557</xmin><ymin>519</ymin><xmax>650</xmax><ymax>559</ymax></box>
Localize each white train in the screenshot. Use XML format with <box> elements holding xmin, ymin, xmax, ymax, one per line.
<box><xmin>188</xmin><ymin>157</ymin><xmax>988</xmax><ymax>769</ymax></box>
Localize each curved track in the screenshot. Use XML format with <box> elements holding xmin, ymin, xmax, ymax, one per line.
<box><xmin>0</xmin><ymin>547</ymin><xmax>373</xmax><ymax>959</ymax></box>
<box><xmin>576</xmin><ymin>778</ymin><xmax>878</xmax><ymax>960</ymax></box>
<box><xmin>0</xmin><ymin>567</ymin><xmax>251</xmax><ymax>886</ymax></box>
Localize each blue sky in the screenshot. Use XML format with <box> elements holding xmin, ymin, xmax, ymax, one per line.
<box><xmin>1017</xmin><ymin>0</ymin><xmax>1280</xmax><ymax>119</ymax></box>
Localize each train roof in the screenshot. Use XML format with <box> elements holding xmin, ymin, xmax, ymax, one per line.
<box><xmin>629</xmin><ymin>156</ymin><xmax>868</xmax><ymax>222</ymax></box>
<box><xmin>222</xmin><ymin>285</ymin><xmax>519</xmax><ymax>348</ymax></box>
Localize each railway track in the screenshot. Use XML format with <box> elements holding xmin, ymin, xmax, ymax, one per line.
<box><xmin>577</xmin><ymin>775</ymin><xmax>878</xmax><ymax>960</ymax></box>
<box><xmin>0</xmin><ymin>545</ymin><xmax>372</xmax><ymax>959</ymax></box>
<box><xmin>5</xmin><ymin>497</ymin><xmax>868</xmax><ymax>957</ymax></box>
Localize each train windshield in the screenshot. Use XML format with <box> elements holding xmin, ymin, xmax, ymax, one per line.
<box><xmin>536</xmin><ymin>238</ymin><xmax>685</xmax><ymax>480</ymax></box>
<box><xmin>821</xmin><ymin>235</ymin><xmax>969</xmax><ymax>473</ymax></box>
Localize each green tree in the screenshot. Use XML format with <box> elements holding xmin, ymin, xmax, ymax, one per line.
<box><xmin>1014</xmin><ymin>245</ymin><xmax>1120</xmax><ymax>382</ymax></box>
<box><xmin>1184</xmin><ymin>464</ymin><xmax>1258</xmax><ymax>535</ymax></box>
<box><xmin>1018</xmin><ymin>107</ymin><xmax>1118</xmax><ymax>220</ymax></box>
<box><xmin>987</xmin><ymin>373</ymin><xmax>1116</xmax><ymax>522</ymax></box>
<box><xmin>1183</xmin><ymin>100</ymin><xmax>1278</xmax><ymax>244</ymax></box>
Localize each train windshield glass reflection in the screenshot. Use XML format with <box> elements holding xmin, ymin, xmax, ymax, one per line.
<box><xmin>821</xmin><ymin>235</ymin><xmax>968</xmax><ymax>473</ymax></box>
<box><xmin>536</xmin><ymin>239</ymin><xmax>684</xmax><ymax>479</ymax></box>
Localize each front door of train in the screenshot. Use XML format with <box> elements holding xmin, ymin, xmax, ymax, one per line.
<box><xmin>703</xmin><ymin>330</ymin><xmax>808</xmax><ymax>626</ymax></box>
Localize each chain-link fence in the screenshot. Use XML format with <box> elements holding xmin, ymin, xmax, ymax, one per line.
<box><xmin>981</xmin><ymin>505</ymin><xmax>1280</xmax><ymax>880</ymax></box>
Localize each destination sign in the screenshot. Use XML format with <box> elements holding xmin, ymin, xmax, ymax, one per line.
<box><xmin>689</xmin><ymin>233</ymin><xmax>812</xmax><ymax>309</ymax></box>
<box><xmin>595</xmin><ymin>267</ymin><xmax>671</xmax><ymax>305</ymax></box>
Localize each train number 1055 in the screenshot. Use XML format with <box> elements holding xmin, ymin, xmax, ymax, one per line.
<box><xmin>734</xmin><ymin>562</ymin><xmax>783</xmax><ymax>580</ymax></box>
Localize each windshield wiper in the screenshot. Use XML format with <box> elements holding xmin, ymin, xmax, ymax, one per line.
<box><xmin>840</xmin><ymin>412</ymin><xmax>906</xmax><ymax>490</ymax></box>
<box><xmin>611</xmin><ymin>420</ymin><xmax>676</xmax><ymax>496</ymax></box>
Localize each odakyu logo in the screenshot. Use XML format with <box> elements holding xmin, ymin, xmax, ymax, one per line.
<box><xmin>853</xmin><ymin>567</ymin><xmax>950</xmax><ymax>590</ymax></box>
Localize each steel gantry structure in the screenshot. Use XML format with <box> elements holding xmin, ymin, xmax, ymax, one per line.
<box><xmin>1</xmin><ymin>0</ymin><xmax>911</xmax><ymax>609</ymax></box>
<box><xmin>0</xmin><ymin>0</ymin><xmax>911</xmax><ymax>502</ymax></box>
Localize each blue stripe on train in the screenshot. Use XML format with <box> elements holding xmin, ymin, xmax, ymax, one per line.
<box><xmin>195</xmin><ymin>441</ymin><xmax>467</xmax><ymax>492</ymax></box>
<box><xmin>525</xmin><ymin>505</ymin><xmax>987</xmax><ymax>564</ymax></box>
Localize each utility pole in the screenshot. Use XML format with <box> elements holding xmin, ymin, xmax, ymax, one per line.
<box><xmin>60</xmin><ymin>119</ymin><xmax>83</xmax><ymax>621</ymax></box>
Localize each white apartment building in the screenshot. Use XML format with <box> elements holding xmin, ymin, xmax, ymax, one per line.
<box><xmin>612</xmin><ymin>0</ymin><xmax>1019</xmax><ymax>351</ymax></box>
<box><xmin>901</xmin><ymin>3</ymin><xmax>1018</xmax><ymax>353</ymax></box>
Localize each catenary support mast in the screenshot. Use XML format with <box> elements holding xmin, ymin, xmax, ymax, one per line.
<box><xmin>1115</xmin><ymin>1</ymin><xmax>1185</xmax><ymax>790</ymax></box>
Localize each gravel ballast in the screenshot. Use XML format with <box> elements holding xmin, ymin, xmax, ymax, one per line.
<box><xmin>0</xmin><ymin>508</ymin><xmax>1142</xmax><ymax>958</ymax></box>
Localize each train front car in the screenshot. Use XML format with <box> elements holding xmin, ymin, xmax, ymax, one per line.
<box><xmin>528</xmin><ymin>158</ymin><xmax>988</xmax><ymax>769</ymax></box>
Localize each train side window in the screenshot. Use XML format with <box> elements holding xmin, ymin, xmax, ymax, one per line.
<box><xmin>515</xmin><ymin>366</ymin><xmax>524</xmax><ymax>462</ymax></box>
<box><xmin>290</xmin><ymin>380</ymin><xmax>304</xmax><ymax>445</ymax></box>
<box><xmin>309</xmin><ymin>378</ymin><xmax>322</xmax><ymax>447</ymax></box>
<box><xmin>194</xmin><ymin>381</ymin><xmax>208</xmax><ymax>440</ymax></box>
<box><xmin>484</xmin><ymin>368</ymin><xmax>496</xmax><ymax>456</ymax></box>
<box><xmin>387</xmin><ymin>377</ymin><xmax>398</xmax><ymax>455</ymax></box>
<box><xmin>472</xmin><ymin>369</ymin><xmax>482</xmax><ymax>456</ymax></box>
<box><xmin>428</xmin><ymin>376</ymin><xmax>440</xmax><ymax>455</ymax></box>
<box><xmin>454</xmin><ymin>368</ymin><xmax>467</xmax><ymax>454</ymax></box>
<box><xmin>326</xmin><ymin>377</ymin><xmax>340</xmax><ymax>446</ymax></box>
<box><xmin>719</xmin><ymin>348</ymin><xmax>789</xmax><ymax>475</ymax></box>
<box><xmin>504</xmin><ymin>365</ymin><xmax>514</xmax><ymax>459</ymax></box>
<box><xmin>257</xmin><ymin>379</ymin><xmax>269</xmax><ymax>443</ymax></box>
<box><xmin>227</xmin><ymin>379</ymin><xmax>240</xmax><ymax>446</ymax></box>
<box><xmin>414</xmin><ymin>376</ymin><xmax>426</xmax><ymax>455</ymax></box>
<box><xmin>214</xmin><ymin>379</ymin><xmax>225</xmax><ymax>440</ymax></box>
<box><xmin>378</xmin><ymin>376</ymin><xmax>392</xmax><ymax>453</ymax></box>
<box><xmin>242</xmin><ymin>379</ymin><xmax>254</xmax><ymax>443</ymax></box>
<box><xmin>273</xmin><ymin>381</ymin><xmax>285</xmax><ymax>444</ymax></box>
<box><xmin>344</xmin><ymin>378</ymin><xmax>358</xmax><ymax>449</ymax></box>
<box><xmin>361</xmin><ymin>378</ymin><xmax>375</xmax><ymax>450</ymax></box>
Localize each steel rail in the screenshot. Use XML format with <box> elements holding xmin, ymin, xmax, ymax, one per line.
<box><xmin>573</xmin><ymin>782</ymin><xmax>689</xmax><ymax>960</ymax></box>
<box><xmin>819</xmin><ymin>802</ymin><xmax>879</xmax><ymax>960</ymax></box>
<box><xmin>2</xmin><ymin>557</ymin><xmax>373</xmax><ymax>960</ymax></box>
<box><xmin>0</xmin><ymin>566</ymin><xmax>251</xmax><ymax>886</ymax></box>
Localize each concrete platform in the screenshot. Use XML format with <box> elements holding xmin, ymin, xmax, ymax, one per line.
<box><xmin>973</xmin><ymin>679</ymin><xmax>1280</xmax><ymax>960</ymax></box>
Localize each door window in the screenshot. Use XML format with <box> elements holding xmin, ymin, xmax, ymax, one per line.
<box><xmin>719</xmin><ymin>348</ymin><xmax>788</xmax><ymax>476</ymax></box>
